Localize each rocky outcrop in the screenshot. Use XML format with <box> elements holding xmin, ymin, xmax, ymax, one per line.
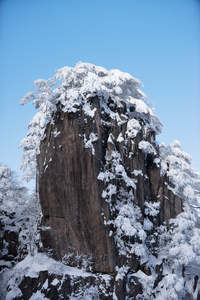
<box><xmin>37</xmin><ymin>92</ymin><xmax>182</xmax><ymax>298</ymax></box>
<box><xmin>2</xmin><ymin>64</ymin><xmax>200</xmax><ymax>299</ymax></box>
<box><xmin>14</xmin><ymin>270</ymin><xmax>115</xmax><ymax>300</ymax></box>
<box><xmin>0</xmin><ymin>211</ymin><xmax>20</xmax><ymax>271</ymax></box>
<box><xmin>38</xmin><ymin>98</ymin><xmax>116</xmax><ymax>274</ymax></box>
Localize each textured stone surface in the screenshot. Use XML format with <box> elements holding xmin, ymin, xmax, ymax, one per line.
<box><xmin>37</xmin><ymin>96</ymin><xmax>183</xmax><ymax>298</ymax></box>
<box><xmin>39</xmin><ymin>99</ymin><xmax>116</xmax><ymax>274</ymax></box>
<box><xmin>14</xmin><ymin>271</ymin><xmax>114</xmax><ymax>300</ymax></box>
<box><xmin>0</xmin><ymin>211</ymin><xmax>20</xmax><ymax>271</ymax></box>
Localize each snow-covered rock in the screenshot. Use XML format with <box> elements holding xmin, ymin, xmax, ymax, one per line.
<box><xmin>2</xmin><ymin>63</ymin><xmax>199</xmax><ymax>299</ymax></box>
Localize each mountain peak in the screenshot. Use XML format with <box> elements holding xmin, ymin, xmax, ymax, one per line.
<box><xmin>20</xmin><ymin>63</ymin><xmax>162</xmax><ymax>181</ymax></box>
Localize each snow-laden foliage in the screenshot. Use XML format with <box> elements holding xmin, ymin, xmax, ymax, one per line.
<box><xmin>121</xmin><ymin>204</ymin><xmax>200</xmax><ymax>299</ymax></box>
<box><xmin>160</xmin><ymin>141</ymin><xmax>200</xmax><ymax>207</ymax></box>
<box><xmin>0</xmin><ymin>164</ymin><xmax>28</xmax><ymax>273</ymax></box>
<box><xmin>19</xmin><ymin>78</ymin><xmax>58</xmax><ymax>181</ymax></box>
<box><xmin>0</xmin><ymin>164</ymin><xmax>27</xmax><ymax>216</ymax></box>
<box><xmin>97</xmin><ymin>131</ymin><xmax>200</xmax><ymax>298</ymax></box>
<box><xmin>0</xmin><ymin>164</ymin><xmax>40</xmax><ymax>253</ymax></box>
<box><xmin>154</xmin><ymin>204</ymin><xmax>200</xmax><ymax>299</ymax></box>
<box><xmin>138</xmin><ymin>140</ymin><xmax>157</xmax><ymax>155</ymax></box>
<box><xmin>20</xmin><ymin>62</ymin><xmax>162</xmax><ymax>181</ymax></box>
<box><xmin>83</xmin><ymin>132</ymin><xmax>98</xmax><ymax>155</ymax></box>
<box><xmin>98</xmin><ymin>149</ymin><xmax>148</xmax><ymax>264</ymax></box>
<box><xmin>0</xmin><ymin>165</ymin><xmax>41</xmax><ymax>299</ymax></box>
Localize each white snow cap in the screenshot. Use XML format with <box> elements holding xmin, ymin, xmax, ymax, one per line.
<box><xmin>55</xmin><ymin>62</ymin><xmax>145</xmax><ymax>102</ymax></box>
<box><xmin>54</xmin><ymin>62</ymin><xmax>162</xmax><ymax>132</ymax></box>
<box><xmin>20</xmin><ymin>62</ymin><xmax>162</xmax><ymax>181</ymax></box>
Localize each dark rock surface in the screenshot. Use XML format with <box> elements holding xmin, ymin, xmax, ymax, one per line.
<box><xmin>36</xmin><ymin>95</ymin><xmax>183</xmax><ymax>298</ymax></box>
<box><xmin>14</xmin><ymin>271</ymin><xmax>114</xmax><ymax>300</ymax></box>
<box><xmin>38</xmin><ymin>99</ymin><xmax>116</xmax><ymax>274</ymax></box>
<box><xmin>0</xmin><ymin>211</ymin><xmax>20</xmax><ymax>271</ymax></box>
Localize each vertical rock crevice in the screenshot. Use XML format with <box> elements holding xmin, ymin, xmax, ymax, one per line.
<box><xmin>38</xmin><ymin>94</ymin><xmax>183</xmax><ymax>280</ymax></box>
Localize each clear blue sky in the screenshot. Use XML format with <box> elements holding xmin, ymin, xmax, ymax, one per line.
<box><xmin>0</xmin><ymin>0</ymin><xmax>200</xmax><ymax>189</ymax></box>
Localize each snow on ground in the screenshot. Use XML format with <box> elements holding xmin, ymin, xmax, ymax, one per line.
<box><xmin>11</xmin><ymin>252</ymin><xmax>93</xmax><ymax>278</ymax></box>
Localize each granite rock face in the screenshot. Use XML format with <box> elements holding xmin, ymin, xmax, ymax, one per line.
<box><xmin>37</xmin><ymin>94</ymin><xmax>182</xmax><ymax>297</ymax></box>
<box><xmin>2</xmin><ymin>63</ymin><xmax>200</xmax><ymax>299</ymax></box>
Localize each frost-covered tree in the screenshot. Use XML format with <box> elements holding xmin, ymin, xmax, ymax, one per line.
<box><xmin>0</xmin><ymin>164</ymin><xmax>41</xmax><ymax>299</ymax></box>
<box><xmin>18</xmin><ymin>192</ymin><xmax>41</xmax><ymax>257</ymax></box>
<box><xmin>19</xmin><ymin>62</ymin><xmax>162</xmax><ymax>181</ymax></box>
<box><xmin>152</xmin><ymin>141</ymin><xmax>200</xmax><ymax>299</ymax></box>
<box><xmin>160</xmin><ymin>140</ymin><xmax>200</xmax><ymax>207</ymax></box>
<box><xmin>0</xmin><ymin>164</ymin><xmax>27</xmax><ymax>211</ymax></box>
<box><xmin>0</xmin><ymin>164</ymin><xmax>28</xmax><ymax>268</ymax></box>
<box><xmin>155</xmin><ymin>203</ymin><xmax>200</xmax><ymax>299</ymax></box>
<box><xmin>19</xmin><ymin>78</ymin><xmax>58</xmax><ymax>181</ymax></box>
<box><xmin>0</xmin><ymin>164</ymin><xmax>41</xmax><ymax>258</ymax></box>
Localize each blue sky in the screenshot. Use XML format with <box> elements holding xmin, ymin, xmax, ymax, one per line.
<box><xmin>0</xmin><ymin>0</ymin><xmax>200</xmax><ymax>189</ymax></box>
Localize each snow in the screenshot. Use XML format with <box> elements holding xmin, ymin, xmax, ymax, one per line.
<box><xmin>132</xmin><ymin>270</ymin><xmax>154</xmax><ymax>296</ymax></box>
<box><xmin>83</xmin><ymin>103</ymin><xmax>97</xmax><ymax>118</ymax></box>
<box><xmin>15</xmin><ymin>63</ymin><xmax>200</xmax><ymax>299</ymax></box>
<box><xmin>4</xmin><ymin>250</ymin><xmax>115</xmax><ymax>299</ymax></box>
<box><xmin>42</xmin><ymin>279</ymin><xmax>48</xmax><ymax>289</ymax></box>
<box><xmin>6</xmin><ymin>286</ymin><xmax>22</xmax><ymax>300</ymax></box>
<box><xmin>20</xmin><ymin>62</ymin><xmax>162</xmax><ymax>181</ymax></box>
<box><xmin>51</xmin><ymin>278</ymin><xmax>59</xmax><ymax>286</ymax></box>
<box><xmin>29</xmin><ymin>291</ymin><xmax>49</xmax><ymax>300</ymax></box>
<box><xmin>132</xmin><ymin>170</ymin><xmax>143</xmax><ymax>176</ymax></box>
<box><xmin>153</xmin><ymin>157</ymin><xmax>160</xmax><ymax>167</ymax></box>
<box><xmin>102</xmin><ymin>184</ymin><xmax>117</xmax><ymax>200</ymax></box>
<box><xmin>115</xmin><ymin>266</ymin><xmax>129</xmax><ymax>281</ymax></box>
<box><xmin>126</xmin><ymin>118</ymin><xmax>141</xmax><ymax>138</ymax></box>
<box><xmin>144</xmin><ymin>201</ymin><xmax>160</xmax><ymax>217</ymax></box>
<box><xmin>143</xmin><ymin>218</ymin><xmax>153</xmax><ymax>231</ymax></box>
<box><xmin>97</xmin><ymin>171</ymin><xmax>115</xmax><ymax>182</ymax></box>
<box><xmin>13</xmin><ymin>252</ymin><xmax>93</xmax><ymax>278</ymax></box>
<box><xmin>84</xmin><ymin>133</ymin><xmax>98</xmax><ymax>155</ymax></box>
<box><xmin>108</xmin><ymin>133</ymin><xmax>114</xmax><ymax>144</ymax></box>
<box><xmin>0</xmin><ymin>260</ymin><xmax>12</xmax><ymax>268</ymax></box>
<box><xmin>114</xmin><ymin>163</ymin><xmax>136</xmax><ymax>189</ymax></box>
<box><xmin>117</xmin><ymin>132</ymin><xmax>124</xmax><ymax>142</ymax></box>
<box><xmin>138</xmin><ymin>141</ymin><xmax>157</xmax><ymax>155</ymax></box>
<box><xmin>53</xmin><ymin>128</ymin><xmax>60</xmax><ymax>137</ymax></box>
<box><xmin>160</xmin><ymin>141</ymin><xmax>200</xmax><ymax>207</ymax></box>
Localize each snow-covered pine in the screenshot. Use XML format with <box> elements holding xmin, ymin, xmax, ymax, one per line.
<box><xmin>160</xmin><ymin>141</ymin><xmax>200</xmax><ymax>208</ymax></box>
<box><xmin>0</xmin><ymin>164</ymin><xmax>27</xmax><ymax>212</ymax></box>
<box><xmin>0</xmin><ymin>164</ymin><xmax>41</xmax><ymax>299</ymax></box>
<box><xmin>155</xmin><ymin>141</ymin><xmax>200</xmax><ymax>299</ymax></box>
<box><xmin>19</xmin><ymin>78</ymin><xmax>58</xmax><ymax>182</ymax></box>
<box><xmin>19</xmin><ymin>62</ymin><xmax>162</xmax><ymax>181</ymax></box>
<box><xmin>0</xmin><ymin>164</ymin><xmax>41</xmax><ymax>255</ymax></box>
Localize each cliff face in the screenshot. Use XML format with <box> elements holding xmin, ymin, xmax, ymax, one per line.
<box><xmin>10</xmin><ymin>63</ymin><xmax>200</xmax><ymax>300</ymax></box>
<box><xmin>38</xmin><ymin>98</ymin><xmax>116</xmax><ymax>274</ymax></box>
<box><xmin>37</xmin><ymin>92</ymin><xmax>182</xmax><ymax>296</ymax></box>
<box><xmin>1</xmin><ymin>64</ymin><xmax>200</xmax><ymax>300</ymax></box>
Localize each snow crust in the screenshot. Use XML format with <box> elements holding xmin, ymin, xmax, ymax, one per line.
<box><xmin>4</xmin><ymin>252</ymin><xmax>113</xmax><ymax>300</ymax></box>
<box><xmin>138</xmin><ymin>140</ymin><xmax>157</xmax><ymax>155</ymax></box>
<box><xmin>11</xmin><ymin>252</ymin><xmax>93</xmax><ymax>278</ymax></box>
